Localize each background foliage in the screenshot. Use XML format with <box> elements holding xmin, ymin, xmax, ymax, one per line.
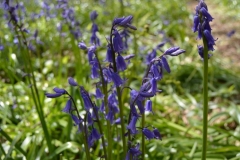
<box><xmin>1</xmin><ymin>0</ymin><xmax>240</xmax><ymax>159</ymax></box>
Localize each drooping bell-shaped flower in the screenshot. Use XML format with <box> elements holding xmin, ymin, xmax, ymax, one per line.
<box><xmin>142</xmin><ymin>128</ymin><xmax>154</xmax><ymax>140</ymax></box>
<box><xmin>62</xmin><ymin>99</ymin><xmax>72</xmax><ymax>113</ymax></box>
<box><xmin>145</xmin><ymin>100</ymin><xmax>153</xmax><ymax>113</ymax></box>
<box><xmin>45</xmin><ymin>92</ymin><xmax>63</xmax><ymax>98</ymax></box>
<box><xmin>53</xmin><ymin>87</ymin><xmax>67</xmax><ymax>94</ymax></box>
<box><xmin>127</xmin><ymin>116</ymin><xmax>138</xmax><ymax>134</ymax></box>
<box><xmin>116</xmin><ymin>54</ymin><xmax>127</xmax><ymax>71</ymax></box>
<box><xmin>95</xmin><ymin>88</ymin><xmax>104</xmax><ymax>99</ymax></box>
<box><xmin>153</xmin><ymin>128</ymin><xmax>162</xmax><ymax>140</ymax></box>
<box><xmin>92</xmin><ymin>128</ymin><xmax>101</xmax><ymax>140</ymax></box>
<box><xmin>161</xmin><ymin>56</ymin><xmax>171</xmax><ymax>73</ymax></box>
<box><xmin>87</xmin><ymin>112</ymin><xmax>93</xmax><ymax>126</ymax></box>
<box><xmin>68</xmin><ymin>77</ymin><xmax>78</xmax><ymax>86</ymax></box>
<box><xmin>80</xmin><ymin>86</ymin><xmax>94</xmax><ymax>111</ymax></box>
<box><xmin>113</xmin><ymin>30</ymin><xmax>124</xmax><ymax>53</ymax></box>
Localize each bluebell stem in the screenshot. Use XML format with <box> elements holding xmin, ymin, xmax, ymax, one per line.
<box><xmin>193</xmin><ymin>1</ymin><xmax>216</xmax><ymax>160</ymax></box>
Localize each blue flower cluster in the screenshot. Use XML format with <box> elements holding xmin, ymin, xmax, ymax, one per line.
<box><xmin>46</xmin><ymin>12</ymin><xmax>185</xmax><ymax>159</ymax></box>
<box><xmin>193</xmin><ymin>0</ymin><xmax>216</xmax><ymax>59</ymax></box>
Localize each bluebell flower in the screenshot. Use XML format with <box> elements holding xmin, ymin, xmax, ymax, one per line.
<box><xmin>200</xmin><ymin>7</ymin><xmax>213</xmax><ymax>21</ymax></box>
<box><xmin>87</xmin><ymin>46</ymin><xmax>96</xmax><ymax>63</ymax></box>
<box><xmin>130</xmin><ymin>104</ymin><xmax>140</xmax><ymax>117</ymax></box>
<box><xmin>71</xmin><ymin>114</ymin><xmax>82</xmax><ymax>125</ymax></box>
<box><xmin>203</xmin><ymin>30</ymin><xmax>216</xmax><ymax>51</ymax></box>
<box><xmin>78</xmin><ymin>42</ymin><xmax>88</xmax><ymax>50</ymax></box>
<box><xmin>136</xmin><ymin>100</ymin><xmax>144</xmax><ymax>114</ymax></box>
<box><xmin>145</xmin><ymin>100</ymin><xmax>153</xmax><ymax>113</ymax></box>
<box><xmin>161</xmin><ymin>56</ymin><xmax>171</xmax><ymax>73</ymax></box>
<box><xmin>198</xmin><ymin>45</ymin><xmax>212</xmax><ymax>60</ymax></box>
<box><xmin>193</xmin><ymin>15</ymin><xmax>199</xmax><ymax>32</ymax></box>
<box><xmin>87</xmin><ymin>112</ymin><xmax>93</xmax><ymax>126</ymax></box>
<box><xmin>99</xmin><ymin>101</ymin><xmax>105</xmax><ymax>113</ymax></box>
<box><xmin>106</xmin><ymin>110</ymin><xmax>114</xmax><ymax>124</ymax></box>
<box><xmin>91</xmin><ymin>105</ymin><xmax>99</xmax><ymax>120</ymax></box>
<box><xmin>194</xmin><ymin>0</ymin><xmax>216</xmax><ymax>53</ymax></box>
<box><xmin>146</xmin><ymin>49</ymin><xmax>156</xmax><ymax>65</ymax></box>
<box><xmin>164</xmin><ymin>46</ymin><xmax>185</xmax><ymax>57</ymax></box>
<box><xmin>110</xmin><ymin>72</ymin><xmax>123</xmax><ymax>87</ymax></box>
<box><xmin>116</xmin><ymin>54</ymin><xmax>127</xmax><ymax>71</ymax></box>
<box><xmin>202</xmin><ymin>20</ymin><xmax>212</xmax><ymax>32</ymax></box>
<box><xmin>126</xmin><ymin>143</ymin><xmax>141</xmax><ymax>159</ymax></box>
<box><xmin>90</xmin><ymin>10</ymin><xmax>98</xmax><ymax>21</ymax></box>
<box><xmin>62</xmin><ymin>99</ymin><xmax>72</xmax><ymax>113</ymax></box>
<box><xmin>53</xmin><ymin>87</ymin><xmax>66</xmax><ymax>94</ymax></box>
<box><xmin>90</xmin><ymin>60</ymin><xmax>99</xmax><ymax>79</ymax></box>
<box><xmin>91</xmin><ymin>128</ymin><xmax>101</xmax><ymax>140</ymax></box>
<box><xmin>95</xmin><ymin>88</ymin><xmax>104</xmax><ymax>99</ymax></box>
<box><xmin>105</xmin><ymin>45</ymin><xmax>114</xmax><ymax>62</ymax></box>
<box><xmin>127</xmin><ymin>116</ymin><xmax>138</xmax><ymax>134</ymax></box>
<box><xmin>151</xmin><ymin>64</ymin><xmax>162</xmax><ymax>80</ymax></box>
<box><xmin>45</xmin><ymin>92</ymin><xmax>63</xmax><ymax>98</ymax></box>
<box><xmin>113</xmin><ymin>15</ymin><xmax>137</xmax><ymax>30</ymax></box>
<box><xmin>153</xmin><ymin>128</ymin><xmax>162</xmax><ymax>140</ymax></box>
<box><xmin>148</xmin><ymin>78</ymin><xmax>157</xmax><ymax>94</ymax></box>
<box><xmin>68</xmin><ymin>77</ymin><xmax>78</xmax><ymax>86</ymax></box>
<box><xmin>142</xmin><ymin>128</ymin><xmax>155</xmax><ymax>140</ymax></box>
<box><xmin>114</xmin><ymin>118</ymin><xmax>121</xmax><ymax>125</ymax></box>
<box><xmin>88</xmin><ymin>133</ymin><xmax>95</xmax><ymax>148</ymax></box>
<box><xmin>113</xmin><ymin>30</ymin><xmax>124</xmax><ymax>53</ymax></box>
<box><xmin>120</xmin><ymin>28</ymin><xmax>130</xmax><ymax>49</ymax></box>
<box><xmin>80</xmin><ymin>86</ymin><xmax>94</xmax><ymax>111</ymax></box>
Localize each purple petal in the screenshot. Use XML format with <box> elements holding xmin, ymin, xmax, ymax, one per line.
<box><xmin>68</xmin><ymin>77</ymin><xmax>78</xmax><ymax>86</ymax></box>
<box><xmin>161</xmin><ymin>56</ymin><xmax>171</xmax><ymax>73</ymax></box>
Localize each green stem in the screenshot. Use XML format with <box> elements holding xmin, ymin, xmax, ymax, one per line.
<box><xmin>10</xmin><ymin>19</ymin><xmax>53</xmax><ymax>154</ymax></box>
<box><xmin>94</xmin><ymin>52</ymin><xmax>109</xmax><ymax>160</ymax></box>
<box><xmin>109</xmin><ymin>26</ymin><xmax>127</xmax><ymax>157</ymax></box>
<box><xmin>119</xmin><ymin>0</ymin><xmax>124</xmax><ymax>16</ymax></box>
<box><xmin>202</xmin><ymin>32</ymin><xmax>209</xmax><ymax>160</ymax></box>
<box><xmin>117</xmin><ymin>87</ymin><xmax>126</xmax><ymax>156</ymax></box>
<box><xmin>68</xmin><ymin>94</ymin><xmax>91</xmax><ymax>160</ymax></box>
<box><xmin>141</xmin><ymin>112</ymin><xmax>145</xmax><ymax>160</ymax></box>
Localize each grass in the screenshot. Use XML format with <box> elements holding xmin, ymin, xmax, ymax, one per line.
<box><xmin>1</xmin><ymin>0</ymin><xmax>240</xmax><ymax>159</ymax></box>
